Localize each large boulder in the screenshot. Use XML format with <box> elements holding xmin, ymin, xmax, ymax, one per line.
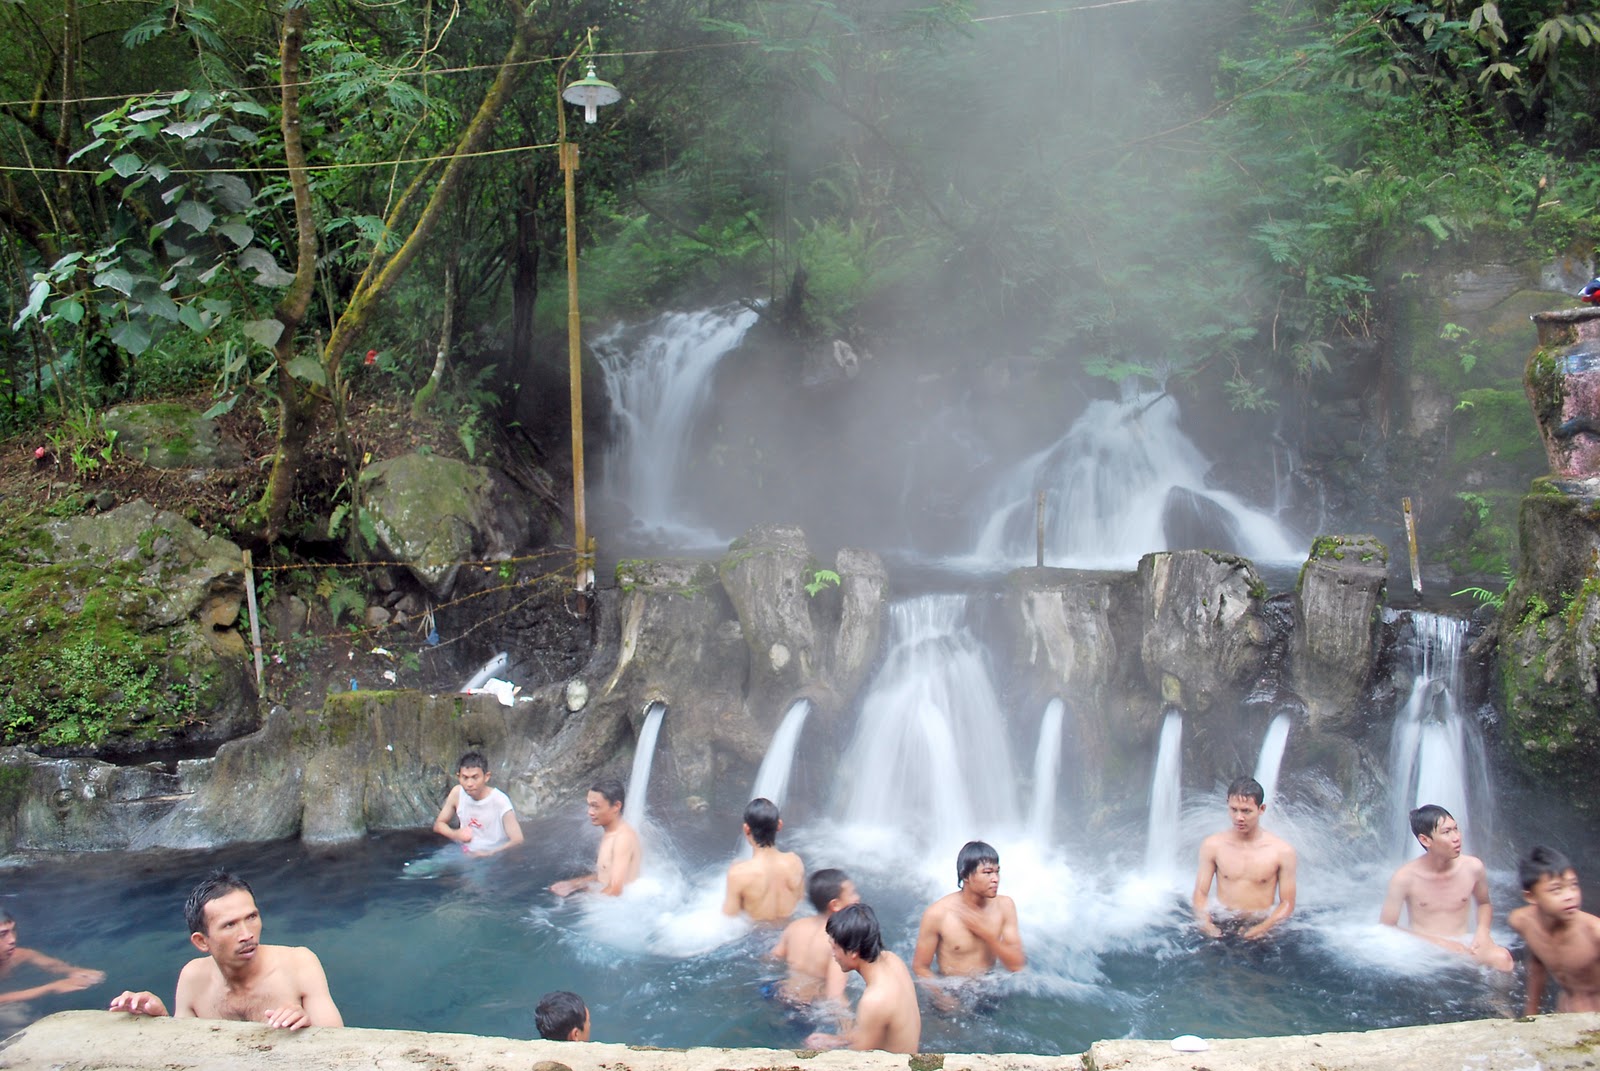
<box><xmin>1136</xmin><ymin>550</ymin><xmax>1272</xmax><ymax>713</ymax></box>
<box><xmin>0</xmin><ymin>499</ymin><xmax>256</xmax><ymax>756</ymax></box>
<box><xmin>103</xmin><ymin>402</ymin><xmax>244</xmax><ymax>469</ymax></box>
<box><xmin>1292</xmin><ymin>535</ymin><xmax>1388</xmax><ymax>732</ymax></box>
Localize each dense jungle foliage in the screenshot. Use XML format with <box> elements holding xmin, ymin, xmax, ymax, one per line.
<box><xmin>2</xmin><ymin>0</ymin><xmax>1598</xmax><ymax>545</ymax></box>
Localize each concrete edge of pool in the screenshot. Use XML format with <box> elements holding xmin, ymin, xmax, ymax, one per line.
<box><xmin>2</xmin><ymin>1011</ymin><xmax>1598</xmax><ymax>1070</ymax></box>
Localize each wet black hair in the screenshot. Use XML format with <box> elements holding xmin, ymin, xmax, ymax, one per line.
<box><xmin>957</xmin><ymin>840</ymin><xmax>999</xmax><ymax>887</ymax></box>
<box><xmin>825</xmin><ymin>903</ymin><xmax>882</xmax><ymax>963</ymax></box>
<box><xmin>457</xmin><ymin>750</ymin><xmax>488</xmax><ymax>774</ymax></box>
<box><xmin>807</xmin><ymin>868</ymin><xmax>851</xmax><ymax>913</ymax></box>
<box><xmin>1409</xmin><ymin>804</ymin><xmax>1453</xmax><ymax>840</ymax></box>
<box><xmin>1519</xmin><ymin>845</ymin><xmax>1576</xmax><ymax>891</ymax></box>
<box><xmin>590</xmin><ymin>778</ymin><xmax>625</xmax><ymax>812</ymax></box>
<box><xmin>1226</xmin><ymin>777</ymin><xmax>1265</xmax><ymax>807</ymax></box>
<box><xmin>535</xmin><ymin>990</ymin><xmax>588</xmax><ymax>1040</ymax></box>
<box><xmin>184</xmin><ymin>870</ymin><xmax>254</xmax><ymax>937</ymax></box>
<box><xmin>744</xmin><ymin>797</ymin><xmax>780</xmax><ymax>848</ymax></box>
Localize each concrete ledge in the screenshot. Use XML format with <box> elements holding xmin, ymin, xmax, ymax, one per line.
<box><xmin>2</xmin><ymin>1012</ymin><xmax>1599</xmax><ymax>1071</ymax></box>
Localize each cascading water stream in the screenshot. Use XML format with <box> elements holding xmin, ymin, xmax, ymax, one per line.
<box><xmin>1386</xmin><ymin>612</ymin><xmax>1492</xmax><ymax>859</ymax></box>
<box><xmin>1252</xmin><ymin>713</ymin><xmax>1292</xmax><ymax>808</ymax></box>
<box><xmin>735</xmin><ymin>698</ymin><xmax>812</xmax><ymax>859</ymax></box>
<box><xmin>593</xmin><ymin>305</ymin><xmax>758</xmax><ymax>543</ymax></box>
<box><xmin>1027</xmin><ymin>698</ymin><xmax>1067</xmax><ymax>845</ymax></box>
<box><xmin>969</xmin><ymin>390</ymin><xmax>1298</xmax><ymax>569</ymax></box>
<box><xmin>1143</xmin><ymin>709</ymin><xmax>1184</xmax><ymax>876</ymax></box>
<box><xmin>836</xmin><ymin>594</ymin><xmax>1018</xmax><ymax>853</ymax></box>
<box><xmin>625</xmin><ymin>702</ymin><xmax>667</xmax><ymax>832</ymax></box>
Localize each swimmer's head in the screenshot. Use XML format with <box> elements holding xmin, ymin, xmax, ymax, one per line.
<box><xmin>184</xmin><ymin>870</ymin><xmax>254</xmax><ymax>938</ymax></box>
<box><xmin>956</xmin><ymin>840</ymin><xmax>999</xmax><ymax>888</ymax></box>
<box><xmin>743</xmin><ymin>797</ymin><xmax>781</xmax><ymax>848</ymax></box>
<box><xmin>1409</xmin><ymin>803</ymin><xmax>1455</xmax><ymax>841</ymax></box>
<box><xmin>590</xmin><ymin>778</ymin><xmax>625</xmax><ymax>812</ymax></box>
<box><xmin>807</xmin><ymin>868</ymin><xmax>856</xmax><ymax>913</ymax></box>
<box><xmin>457</xmin><ymin>750</ymin><xmax>488</xmax><ymax>776</ymax></box>
<box><xmin>1226</xmin><ymin>776</ymin><xmax>1264</xmax><ymax>808</ymax></box>
<box><xmin>826</xmin><ymin>903</ymin><xmax>883</xmax><ymax>963</ymax></box>
<box><xmin>535</xmin><ymin>990</ymin><xmax>590</xmax><ymax>1041</ymax></box>
<box><xmin>1520</xmin><ymin>845</ymin><xmax>1576</xmax><ymax>892</ymax></box>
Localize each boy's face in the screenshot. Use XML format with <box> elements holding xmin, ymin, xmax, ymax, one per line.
<box><xmin>1420</xmin><ymin>816</ymin><xmax>1462</xmax><ymax>858</ymax></box>
<box><xmin>458</xmin><ymin>766</ymin><xmax>490</xmax><ymax>801</ymax></box>
<box><xmin>832</xmin><ymin>880</ymin><xmax>860</xmax><ymax>912</ymax></box>
<box><xmin>1227</xmin><ymin>795</ymin><xmax>1263</xmax><ymax>834</ymax></box>
<box><xmin>0</xmin><ymin>921</ymin><xmax>16</xmax><ymax>964</ymax></box>
<box><xmin>1525</xmin><ymin>868</ymin><xmax>1583</xmax><ymax>919</ymax></box>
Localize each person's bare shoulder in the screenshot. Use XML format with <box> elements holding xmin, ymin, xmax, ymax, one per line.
<box><xmin>1508</xmin><ymin>904</ymin><xmax>1536</xmax><ymax>935</ymax></box>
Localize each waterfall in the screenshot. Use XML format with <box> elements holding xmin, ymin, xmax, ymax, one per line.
<box><xmin>969</xmin><ymin>391</ymin><xmax>1298</xmax><ymax>568</ymax></box>
<box><xmin>1387</xmin><ymin>613</ymin><xmax>1492</xmax><ymax>858</ymax></box>
<box><xmin>626</xmin><ymin>702</ymin><xmax>667</xmax><ymax>829</ymax></box>
<box><xmin>1143</xmin><ymin>710</ymin><xmax>1184</xmax><ymax>875</ymax></box>
<box><xmin>1027</xmin><ymin>698</ymin><xmax>1067</xmax><ymax>845</ymax></box>
<box><xmin>1252</xmin><ymin>714</ymin><xmax>1292</xmax><ymax>809</ymax></box>
<box><xmin>593</xmin><ymin>304</ymin><xmax>758</xmax><ymax>541</ymax></box>
<box><xmin>735</xmin><ymin>699</ymin><xmax>813</xmax><ymax>859</ymax></box>
<box><xmin>837</xmin><ymin>595</ymin><xmax>1019</xmax><ymax>849</ymax></box>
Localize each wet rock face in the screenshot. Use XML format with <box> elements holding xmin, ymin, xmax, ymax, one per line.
<box><xmin>1136</xmin><ymin>550</ymin><xmax>1271</xmax><ymax>712</ymax></box>
<box><xmin>1292</xmin><ymin>535</ymin><xmax>1388</xmax><ymax>732</ymax></box>
<box><xmin>1527</xmin><ymin>308</ymin><xmax>1600</xmax><ymax>480</ymax></box>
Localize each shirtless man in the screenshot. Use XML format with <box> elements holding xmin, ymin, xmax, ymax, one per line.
<box><xmin>1509</xmin><ymin>845</ymin><xmax>1600</xmax><ymax>1014</ymax></box>
<box><xmin>723</xmin><ymin>798</ymin><xmax>805</xmax><ymax>922</ymax></box>
<box><xmin>771</xmin><ymin>868</ymin><xmax>859</xmax><ymax>1006</ymax></box>
<box><xmin>433</xmin><ymin>750</ymin><xmax>524</xmax><ymax>857</ymax></box>
<box><xmin>0</xmin><ymin>909</ymin><xmax>105</xmax><ymax>1005</ymax></box>
<box><xmin>1192</xmin><ymin>776</ymin><xmax>1297</xmax><ymax>941</ymax></box>
<box><xmin>912</xmin><ymin>840</ymin><xmax>1026</xmax><ymax>982</ymax></box>
<box><xmin>1380</xmin><ymin>804</ymin><xmax>1512</xmax><ymax>971</ymax></box>
<box><xmin>109</xmin><ymin>871</ymin><xmax>342</xmax><ymax>1029</ymax></box>
<box><xmin>550</xmin><ymin>779</ymin><xmax>641</xmax><ymax>897</ymax></box>
<box><xmin>804</xmin><ymin>904</ymin><xmax>921</xmax><ymax>1054</ymax></box>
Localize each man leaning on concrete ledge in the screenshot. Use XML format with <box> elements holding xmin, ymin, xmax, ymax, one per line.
<box><xmin>108</xmin><ymin>870</ymin><xmax>343</xmax><ymax>1030</ymax></box>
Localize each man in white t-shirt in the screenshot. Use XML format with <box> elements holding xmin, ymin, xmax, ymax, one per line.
<box><xmin>433</xmin><ymin>751</ymin><xmax>524</xmax><ymax>856</ymax></box>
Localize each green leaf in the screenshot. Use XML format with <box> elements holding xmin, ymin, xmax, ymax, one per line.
<box><xmin>216</xmin><ymin>222</ymin><xmax>254</xmax><ymax>248</ymax></box>
<box><xmin>178</xmin><ymin>305</ymin><xmax>208</xmax><ymax>333</ymax></box>
<box><xmin>328</xmin><ymin>503</ymin><xmax>349</xmax><ymax>538</ymax></box>
<box><xmin>93</xmin><ymin>268</ymin><xmax>136</xmax><ymax>296</ymax></box>
<box><xmin>109</xmin><ymin>153</ymin><xmax>142</xmax><ymax>178</ymax></box>
<box><xmin>11</xmin><ymin>280</ymin><xmax>49</xmax><ymax>329</ymax></box>
<box><xmin>242</xmin><ymin>318</ymin><xmax>285</xmax><ymax>349</ymax></box>
<box><xmin>163</xmin><ymin>114</ymin><xmax>220</xmax><ymax>139</ymax></box>
<box><xmin>129</xmin><ymin>107</ymin><xmax>170</xmax><ymax>122</ymax></box>
<box><xmin>229</xmin><ymin>99</ymin><xmax>271</xmax><ymax>118</ymax></box>
<box><xmin>286</xmin><ymin>354</ymin><xmax>327</xmax><ymax>387</ymax></box>
<box><xmin>67</xmin><ymin>138</ymin><xmax>106</xmax><ymax>163</ymax></box>
<box><xmin>110</xmin><ymin>319</ymin><xmax>152</xmax><ymax>356</ymax></box>
<box><xmin>175</xmin><ymin>199</ymin><xmax>215</xmax><ymax>232</ymax></box>
<box><xmin>201</xmin><ymin>395</ymin><xmax>240</xmax><ymax>420</ymax></box>
<box><xmin>51</xmin><ymin>298</ymin><xmax>85</xmax><ymax>325</ymax></box>
<box><xmin>140</xmin><ymin>291</ymin><xmax>181</xmax><ymax>322</ymax></box>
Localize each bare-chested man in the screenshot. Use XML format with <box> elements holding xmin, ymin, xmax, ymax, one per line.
<box><xmin>550</xmin><ymin>779</ymin><xmax>641</xmax><ymax>897</ymax></box>
<box><xmin>804</xmin><ymin>904</ymin><xmax>921</xmax><ymax>1054</ymax></box>
<box><xmin>1380</xmin><ymin>804</ymin><xmax>1512</xmax><ymax>971</ymax></box>
<box><xmin>0</xmin><ymin>909</ymin><xmax>104</xmax><ymax>1006</ymax></box>
<box><xmin>1192</xmin><ymin>777</ymin><xmax>1297</xmax><ymax>941</ymax></box>
<box><xmin>1509</xmin><ymin>845</ymin><xmax>1600</xmax><ymax>1014</ymax></box>
<box><xmin>771</xmin><ymin>868</ymin><xmax>859</xmax><ymax>1006</ymax></box>
<box><xmin>912</xmin><ymin>840</ymin><xmax>1025</xmax><ymax>983</ymax></box>
<box><xmin>109</xmin><ymin>871</ymin><xmax>342</xmax><ymax>1029</ymax></box>
<box><xmin>723</xmin><ymin>798</ymin><xmax>804</xmax><ymax>922</ymax></box>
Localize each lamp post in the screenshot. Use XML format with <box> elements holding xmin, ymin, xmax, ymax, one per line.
<box><xmin>557</xmin><ymin>50</ymin><xmax>620</xmax><ymax>596</ymax></box>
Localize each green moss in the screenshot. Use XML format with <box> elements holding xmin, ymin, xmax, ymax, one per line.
<box><xmin>0</xmin><ymin>764</ymin><xmax>30</xmax><ymax>819</ymax></box>
<box><xmin>907</xmin><ymin>1055</ymin><xmax>945</xmax><ymax>1071</ymax></box>
<box><xmin>1526</xmin><ymin>348</ymin><xmax>1565</xmax><ymax>434</ymax></box>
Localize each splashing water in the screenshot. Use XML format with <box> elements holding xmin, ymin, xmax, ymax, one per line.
<box><xmin>735</xmin><ymin>698</ymin><xmax>812</xmax><ymax>859</ymax></box>
<box><xmin>1253</xmin><ymin>713</ymin><xmax>1293</xmax><ymax>810</ymax></box>
<box><xmin>1027</xmin><ymin>698</ymin><xmax>1068</xmax><ymax>845</ymax></box>
<box><xmin>1143</xmin><ymin>710</ymin><xmax>1185</xmax><ymax>877</ymax></box>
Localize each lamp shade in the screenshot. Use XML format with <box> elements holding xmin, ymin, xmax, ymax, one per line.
<box><xmin>563</xmin><ymin>61</ymin><xmax>621</xmax><ymax>124</ymax></box>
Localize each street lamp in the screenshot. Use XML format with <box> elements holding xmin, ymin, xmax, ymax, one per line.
<box><xmin>557</xmin><ymin>47</ymin><xmax>620</xmax><ymax>596</ymax></box>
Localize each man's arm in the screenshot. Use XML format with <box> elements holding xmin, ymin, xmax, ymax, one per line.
<box><xmin>1470</xmin><ymin>862</ymin><xmax>1496</xmax><ymax>948</ymax></box>
<box><xmin>263</xmin><ymin>947</ymin><xmax>343</xmax><ymax>1030</ymax></box>
<box><xmin>550</xmin><ymin>873</ymin><xmax>597</xmax><ymax>896</ymax></box>
<box><xmin>910</xmin><ymin>905</ymin><xmax>941</xmax><ymax>979</ymax></box>
<box><xmin>1191</xmin><ymin>840</ymin><xmax>1221</xmax><ymax>937</ymax></box>
<box><xmin>432</xmin><ymin>787</ymin><xmax>469</xmax><ymax>844</ymax></box>
<box><xmin>845</xmin><ymin>992</ymin><xmax>891</xmax><ymax>1052</ymax></box>
<box><xmin>1242</xmin><ymin>845</ymin><xmax>1297</xmax><ymax>940</ymax></box>
<box><xmin>108</xmin><ymin>990</ymin><xmax>170</xmax><ymax>1016</ymax></box>
<box><xmin>1524</xmin><ymin>948</ymin><xmax>1549</xmax><ymax>1016</ymax></box>
<box><xmin>1378</xmin><ymin>868</ymin><xmax>1408</xmax><ymax>927</ymax></box>
<box><xmin>991</xmin><ymin>899</ymin><xmax>1026</xmax><ymax>971</ymax></box>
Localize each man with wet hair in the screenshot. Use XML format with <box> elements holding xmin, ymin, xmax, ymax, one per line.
<box><xmin>1510</xmin><ymin>845</ymin><xmax>1600</xmax><ymax>1013</ymax></box>
<box><xmin>771</xmin><ymin>867</ymin><xmax>860</xmax><ymax>1005</ymax></box>
<box><xmin>0</xmin><ymin>908</ymin><xmax>105</xmax><ymax>1006</ymax></box>
<box><xmin>911</xmin><ymin>840</ymin><xmax>1025</xmax><ymax>980</ymax></box>
<box><xmin>551</xmin><ymin>779</ymin><xmax>641</xmax><ymax>897</ymax></box>
<box><xmin>723</xmin><ymin>797</ymin><xmax>805</xmax><ymax>921</ymax></box>
<box><xmin>804</xmin><ymin>904</ymin><xmax>921</xmax><ymax>1053</ymax></box>
<box><xmin>433</xmin><ymin>750</ymin><xmax>524</xmax><ymax>857</ymax></box>
<box><xmin>109</xmin><ymin>871</ymin><xmax>343</xmax><ymax>1029</ymax></box>
<box><xmin>1379</xmin><ymin>803</ymin><xmax>1512</xmax><ymax>971</ymax></box>
<box><xmin>535</xmin><ymin>990</ymin><xmax>591</xmax><ymax>1041</ymax></box>
<box><xmin>1192</xmin><ymin>776</ymin><xmax>1297</xmax><ymax>941</ymax></box>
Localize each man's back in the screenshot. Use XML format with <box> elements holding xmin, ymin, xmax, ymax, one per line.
<box><xmin>856</xmin><ymin>951</ymin><xmax>921</xmax><ymax>1054</ymax></box>
<box><xmin>725</xmin><ymin>849</ymin><xmax>804</xmax><ymax>921</ymax></box>
<box><xmin>773</xmin><ymin>915</ymin><xmax>842</xmax><ymax>1003</ymax></box>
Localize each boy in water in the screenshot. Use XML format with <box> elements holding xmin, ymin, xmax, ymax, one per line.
<box><xmin>535</xmin><ymin>990</ymin><xmax>591</xmax><ymax>1040</ymax></box>
<box><xmin>804</xmin><ymin>904</ymin><xmax>921</xmax><ymax>1054</ymax></box>
<box><xmin>912</xmin><ymin>840</ymin><xmax>1026</xmax><ymax>981</ymax></box>
<box><xmin>0</xmin><ymin>909</ymin><xmax>104</xmax><ymax>1006</ymax></box>
<box><xmin>433</xmin><ymin>751</ymin><xmax>524</xmax><ymax>857</ymax></box>
<box><xmin>771</xmin><ymin>868</ymin><xmax>859</xmax><ymax>1006</ymax></box>
<box><xmin>551</xmin><ymin>779</ymin><xmax>641</xmax><ymax>897</ymax></box>
<box><xmin>1192</xmin><ymin>776</ymin><xmax>1297</xmax><ymax>940</ymax></box>
<box><xmin>1379</xmin><ymin>804</ymin><xmax>1512</xmax><ymax>971</ymax></box>
<box><xmin>723</xmin><ymin>798</ymin><xmax>805</xmax><ymax>922</ymax></box>
<box><xmin>1509</xmin><ymin>845</ymin><xmax>1600</xmax><ymax>1013</ymax></box>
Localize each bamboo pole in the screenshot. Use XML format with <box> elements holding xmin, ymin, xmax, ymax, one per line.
<box><xmin>243</xmin><ymin>550</ymin><xmax>264</xmax><ymax>692</ymax></box>
<box><xmin>1403</xmin><ymin>497</ymin><xmax>1421</xmax><ymax>596</ymax></box>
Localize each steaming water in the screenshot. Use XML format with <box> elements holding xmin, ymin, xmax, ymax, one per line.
<box><xmin>967</xmin><ymin>392</ymin><xmax>1299</xmax><ymax>569</ymax></box>
<box><xmin>593</xmin><ymin>305</ymin><xmax>758</xmax><ymax>546</ymax></box>
<box><xmin>1026</xmin><ymin>699</ymin><xmax>1067</xmax><ymax>845</ymax></box>
<box><xmin>626</xmin><ymin>702</ymin><xmax>667</xmax><ymax>831</ymax></box>
<box><xmin>1386</xmin><ymin>612</ymin><xmax>1492</xmax><ymax>859</ymax></box>
<box><xmin>1143</xmin><ymin>710</ymin><xmax>1185</xmax><ymax>876</ymax></box>
<box><xmin>1253</xmin><ymin>714</ymin><xmax>1293</xmax><ymax>807</ymax></box>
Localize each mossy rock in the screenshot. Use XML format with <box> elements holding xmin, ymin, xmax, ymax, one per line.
<box><xmin>104</xmin><ymin>402</ymin><xmax>243</xmax><ymax>469</ymax></box>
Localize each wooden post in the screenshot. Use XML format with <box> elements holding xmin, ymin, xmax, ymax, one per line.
<box><xmin>1036</xmin><ymin>490</ymin><xmax>1046</xmax><ymax>568</ymax></box>
<box><xmin>243</xmin><ymin>550</ymin><xmax>264</xmax><ymax>692</ymax></box>
<box><xmin>1402</xmin><ymin>497</ymin><xmax>1422</xmax><ymax>597</ymax></box>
